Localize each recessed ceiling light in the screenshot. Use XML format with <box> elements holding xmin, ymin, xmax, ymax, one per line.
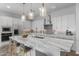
<box><xmin>6</xmin><ymin>5</ymin><xmax>10</xmax><ymax>9</ymax></box>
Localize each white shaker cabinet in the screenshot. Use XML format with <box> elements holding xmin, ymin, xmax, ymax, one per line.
<box><xmin>56</xmin><ymin>16</ymin><xmax>62</xmax><ymax>31</ymax></box>
<box><xmin>67</xmin><ymin>14</ymin><xmax>75</xmax><ymax>32</ymax></box>
<box><xmin>62</xmin><ymin>15</ymin><xmax>68</xmax><ymax>31</ymax></box>
<box><xmin>51</xmin><ymin>14</ymin><xmax>75</xmax><ymax>33</ymax></box>
<box><xmin>51</xmin><ymin>17</ymin><xmax>57</xmax><ymax>30</ymax></box>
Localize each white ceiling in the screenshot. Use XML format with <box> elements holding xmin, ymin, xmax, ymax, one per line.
<box><xmin>0</xmin><ymin>3</ymin><xmax>75</xmax><ymax>19</ymax></box>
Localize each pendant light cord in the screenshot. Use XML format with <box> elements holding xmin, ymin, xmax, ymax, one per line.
<box><xmin>30</xmin><ymin>3</ymin><xmax>32</xmax><ymax>12</ymax></box>
<box><xmin>22</xmin><ymin>3</ymin><xmax>25</xmax><ymax>15</ymax></box>
<box><xmin>42</xmin><ymin>3</ymin><xmax>44</xmax><ymax>7</ymax></box>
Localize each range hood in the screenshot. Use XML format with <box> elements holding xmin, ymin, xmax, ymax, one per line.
<box><xmin>44</xmin><ymin>15</ymin><xmax>53</xmax><ymax>34</ymax></box>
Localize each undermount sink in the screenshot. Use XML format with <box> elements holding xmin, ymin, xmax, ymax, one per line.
<box><xmin>33</xmin><ymin>36</ymin><xmax>44</xmax><ymax>39</ymax></box>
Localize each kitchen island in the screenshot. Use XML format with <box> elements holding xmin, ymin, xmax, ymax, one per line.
<box><xmin>10</xmin><ymin>33</ymin><xmax>75</xmax><ymax>56</ymax></box>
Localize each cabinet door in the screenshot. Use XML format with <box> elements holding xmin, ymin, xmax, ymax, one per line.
<box><xmin>51</xmin><ymin>17</ymin><xmax>57</xmax><ymax>30</ymax></box>
<box><xmin>1</xmin><ymin>16</ymin><xmax>13</xmax><ymax>26</ymax></box>
<box><xmin>56</xmin><ymin>16</ymin><xmax>61</xmax><ymax>30</ymax></box>
<box><xmin>7</xmin><ymin>17</ymin><xmax>13</xmax><ymax>26</ymax></box>
<box><xmin>67</xmin><ymin>14</ymin><xmax>75</xmax><ymax>31</ymax></box>
<box><xmin>12</xmin><ymin>18</ymin><xmax>19</xmax><ymax>29</ymax></box>
<box><xmin>62</xmin><ymin>15</ymin><xmax>68</xmax><ymax>31</ymax></box>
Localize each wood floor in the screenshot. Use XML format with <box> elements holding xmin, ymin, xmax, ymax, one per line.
<box><xmin>0</xmin><ymin>45</ymin><xmax>10</xmax><ymax>56</ymax></box>
<box><xmin>61</xmin><ymin>50</ymin><xmax>79</xmax><ymax>56</ymax></box>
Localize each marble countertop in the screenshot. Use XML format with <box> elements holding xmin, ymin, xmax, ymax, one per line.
<box><xmin>10</xmin><ymin>34</ymin><xmax>74</xmax><ymax>52</ymax></box>
<box><xmin>31</xmin><ymin>33</ymin><xmax>75</xmax><ymax>40</ymax></box>
<box><xmin>10</xmin><ymin>36</ymin><xmax>61</xmax><ymax>56</ymax></box>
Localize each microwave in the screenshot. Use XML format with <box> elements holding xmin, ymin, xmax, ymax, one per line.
<box><xmin>2</xmin><ymin>27</ymin><xmax>11</xmax><ymax>31</ymax></box>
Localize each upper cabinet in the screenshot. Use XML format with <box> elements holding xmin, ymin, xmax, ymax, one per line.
<box><xmin>67</xmin><ymin>14</ymin><xmax>75</xmax><ymax>31</ymax></box>
<box><xmin>0</xmin><ymin>16</ymin><xmax>13</xmax><ymax>27</ymax></box>
<box><xmin>51</xmin><ymin>14</ymin><xmax>75</xmax><ymax>32</ymax></box>
<box><xmin>62</xmin><ymin>15</ymin><xmax>68</xmax><ymax>31</ymax></box>
<box><xmin>51</xmin><ymin>17</ymin><xmax>57</xmax><ymax>30</ymax></box>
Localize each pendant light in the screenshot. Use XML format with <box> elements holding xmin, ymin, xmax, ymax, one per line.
<box><xmin>28</xmin><ymin>3</ymin><xmax>34</xmax><ymax>20</ymax></box>
<box><xmin>39</xmin><ymin>3</ymin><xmax>47</xmax><ymax>17</ymax></box>
<box><xmin>21</xmin><ymin>3</ymin><xmax>26</xmax><ymax>22</ymax></box>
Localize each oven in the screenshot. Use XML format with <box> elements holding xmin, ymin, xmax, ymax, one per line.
<box><xmin>2</xmin><ymin>27</ymin><xmax>11</xmax><ymax>32</ymax></box>
<box><xmin>1</xmin><ymin>33</ymin><xmax>12</xmax><ymax>42</ymax></box>
<box><xmin>1</xmin><ymin>27</ymin><xmax>12</xmax><ymax>42</ymax></box>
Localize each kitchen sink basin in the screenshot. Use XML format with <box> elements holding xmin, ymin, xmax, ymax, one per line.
<box><xmin>33</xmin><ymin>36</ymin><xmax>44</xmax><ymax>39</ymax></box>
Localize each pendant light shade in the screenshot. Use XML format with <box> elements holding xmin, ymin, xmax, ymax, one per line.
<box><xmin>28</xmin><ymin>9</ymin><xmax>34</xmax><ymax>20</ymax></box>
<box><xmin>28</xmin><ymin>3</ymin><xmax>34</xmax><ymax>20</ymax></box>
<box><xmin>39</xmin><ymin>3</ymin><xmax>47</xmax><ymax>17</ymax></box>
<box><xmin>21</xmin><ymin>3</ymin><xmax>26</xmax><ymax>22</ymax></box>
<box><xmin>21</xmin><ymin>14</ymin><xmax>26</xmax><ymax>22</ymax></box>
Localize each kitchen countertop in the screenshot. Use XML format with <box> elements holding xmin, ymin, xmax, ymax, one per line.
<box><xmin>31</xmin><ymin>33</ymin><xmax>76</xmax><ymax>40</ymax></box>
<box><xmin>29</xmin><ymin>34</ymin><xmax>74</xmax><ymax>51</ymax></box>
<box><xmin>10</xmin><ymin>36</ymin><xmax>61</xmax><ymax>56</ymax></box>
<box><xmin>10</xmin><ymin>33</ymin><xmax>74</xmax><ymax>56</ymax></box>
